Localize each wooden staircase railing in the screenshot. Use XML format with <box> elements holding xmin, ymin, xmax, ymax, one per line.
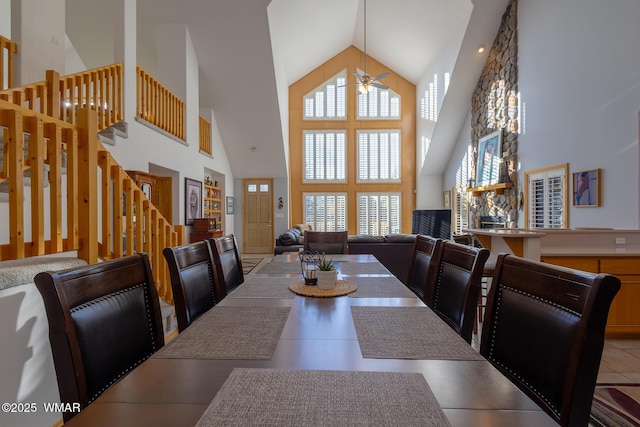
<box><xmin>199</xmin><ymin>116</ymin><xmax>212</xmax><ymax>155</ymax></box>
<box><xmin>1</xmin><ymin>35</ymin><xmax>18</xmax><ymax>91</ymax></box>
<box><xmin>0</xmin><ymin>64</ymin><xmax>124</xmax><ymax>132</ymax></box>
<box><xmin>1</xmin><ymin>60</ymin><xmax>211</xmax><ymax>155</ymax></box>
<box><xmin>136</xmin><ymin>66</ymin><xmax>185</xmax><ymax>141</ymax></box>
<box><xmin>0</xmin><ymin>99</ymin><xmax>183</xmax><ymax>303</ymax></box>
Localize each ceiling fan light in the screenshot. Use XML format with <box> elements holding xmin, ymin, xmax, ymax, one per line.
<box><xmin>358</xmin><ymin>82</ymin><xmax>370</xmax><ymax>95</ymax></box>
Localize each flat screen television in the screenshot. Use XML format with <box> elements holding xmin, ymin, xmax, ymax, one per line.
<box><xmin>411</xmin><ymin>209</ymin><xmax>452</xmax><ymax>240</ymax></box>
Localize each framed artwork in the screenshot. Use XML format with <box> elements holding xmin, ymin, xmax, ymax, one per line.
<box><xmin>185</xmin><ymin>178</ymin><xmax>202</xmax><ymax>225</ymax></box>
<box><xmin>226</xmin><ymin>196</ymin><xmax>234</xmax><ymax>214</ymax></box>
<box><xmin>443</xmin><ymin>190</ymin><xmax>451</xmax><ymax>209</ymax></box>
<box><xmin>475</xmin><ymin>130</ymin><xmax>502</xmax><ymax>187</ymax></box>
<box><xmin>573</xmin><ymin>169</ymin><xmax>601</xmax><ymax>207</ymax></box>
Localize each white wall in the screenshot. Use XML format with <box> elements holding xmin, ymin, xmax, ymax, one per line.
<box><xmin>517</xmin><ymin>0</ymin><xmax>640</xmax><ymax>228</ymax></box>
<box><xmin>11</xmin><ymin>0</ymin><xmax>65</xmax><ymax>85</ymax></box>
<box><xmin>0</xmin><ymin>0</ymin><xmax>10</xmax><ymax>37</ymax></box>
<box><xmin>415</xmin><ymin>18</ymin><xmax>468</xmax><ymax>209</ymax></box>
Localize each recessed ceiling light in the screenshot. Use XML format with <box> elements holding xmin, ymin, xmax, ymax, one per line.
<box><xmin>477</xmin><ymin>45</ymin><xmax>486</xmax><ymax>54</ymax></box>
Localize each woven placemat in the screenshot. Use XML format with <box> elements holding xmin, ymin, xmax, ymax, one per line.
<box><xmin>196</xmin><ymin>368</ymin><xmax>451</xmax><ymax>426</ymax></box>
<box><xmin>351</xmin><ymin>306</ymin><xmax>485</xmax><ymax>360</ymax></box>
<box><xmin>254</xmin><ymin>261</ymin><xmax>302</xmax><ymax>275</ymax></box>
<box><xmin>153</xmin><ymin>306</ymin><xmax>290</xmax><ymax>359</ymax></box>
<box><xmin>289</xmin><ymin>280</ymin><xmax>357</xmax><ymax>298</ymax></box>
<box><xmin>347</xmin><ymin>276</ymin><xmax>417</xmax><ymax>298</ymax></box>
<box><xmin>227</xmin><ymin>276</ymin><xmax>296</xmax><ymax>299</ymax></box>
<box><xmin>339</xmin><ymin>262</ymin><xmax>391</xmax><ymax>275</ymax></box>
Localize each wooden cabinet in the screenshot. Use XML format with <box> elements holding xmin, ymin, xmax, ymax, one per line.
<box><xmin>126</xmin><ymin>170</ymin><xmax>172</xmax><ymax>222</ymax></box>
<box><xmin>203</xmin><ymin>184</ymin><xmax>223</xmax><ymax>237</ymax></box>
<box><xmin>190</xmin><ymin>218</ymin><xmax>221</xmax><ymax>242</ymax></box>
<box><xmin>542</xmin><ymin>255</ymin><xmax>640</xmax><ymax>336</ymax></box>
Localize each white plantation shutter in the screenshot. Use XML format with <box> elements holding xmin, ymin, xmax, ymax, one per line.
<box><xmin>304</xmin><ymin>71</ymin><xmax>347</xmax><ymax>119</ymax></box>
<box><xmin>452</xmin><ymin>186</ymin><xmax>469</xmax><ymax>235</ymax></box>
<box><xmin>304</xmin><ymin>131</ymin><xmax>346</xmax><ymax>182</ymax></box>
<box><xmin>357</xmin><ymin>130</ymin><xmax>401</xmax><ymax>182</ymax></box>
<box><xmin>304</xmin><ymin>193</ymin><xmax>347</xmax><ymax>231</ymax></box>
<box><xmin>527</xmin><ymin>167</ymin><xmax>566</xmax><ymax>228</ymax></box>
<box><xmin>357</xmin><ymin>193</ymin><xmax>401</xmax><ymax>236</ymax></box>
<box><xmin>356</xmin><ymin>69</ymin><xmax>401</xmax><ymax>119</ymax></box>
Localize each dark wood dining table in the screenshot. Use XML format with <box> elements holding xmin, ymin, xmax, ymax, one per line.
<box><xmin>64</xmin><ymin>253</ymin><xmax>555</xmax><ymax>426</ymax></box>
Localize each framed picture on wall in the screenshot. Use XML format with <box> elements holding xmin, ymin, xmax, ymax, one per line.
<box><xmin>475</xmin><ymin>130</ymin><xmax>502</xmax><ymax>187</ymax></box>
<box><xmin>226</xmin><ymin>196</ymin><xmax>234</xmax><ymax>214</ymax></box>
<box><xmin>573</xmin><ymin>169</ymin><xmax>601</xmax><ymax>207</ymax></box>
<box><xmin>443</xmin><ymin>190</ymin><xmax>451</xmax><ymax>209</ymax></box>
<box><xmin>185</xmin><ymin>177</ymin><xmax>202</xmax><ymax>225</ymax></box>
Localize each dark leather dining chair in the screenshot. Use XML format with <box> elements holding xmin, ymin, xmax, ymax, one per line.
<box><xmin>303</xmin><ymin>230</ymin><xmax>349</xmax><ymax>254</ymax></box>
<box><xmin>452</xmin><ymin>233</ymin><xmax>492</xmax><ymax>334</ymax></box>
<box><xmin>406</xmin><ymin>234</ymin><xmax>443</xmax><ymax>300</ymax></box>
<box><xmin>480</xmin><ymin>253</ymin><xmax>621</xmax><ymax>426</ymax></box>
<box><xmin>34</xmin><ymin>253</ymin><xmax>165</xmax><ymax>421</ymax></box>
<box><xmin>423</xmin><ymin>240</ymin><xmax>489</xmax><ymax>343</ymax></box>
<box><xmin>210</xmin><ymin>234</ymin><xmax>244</xmax><ymax>294</ymax></box>
<box><xmin>163</xmin><ymin>240</ymin><xmax>223</xmax><ymax>332</ymax></box>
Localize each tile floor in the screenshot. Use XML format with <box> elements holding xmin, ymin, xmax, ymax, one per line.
<box><xmin>597</xmin><ymin>338</ymin><xmax>640</xmax><ymax>384</ymax></box>
<box><xmin>242</xmin><ymin>255</ymin><xmax>640</xmax><ymax>385</ymax></box>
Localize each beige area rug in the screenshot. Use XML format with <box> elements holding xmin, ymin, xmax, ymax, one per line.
<box><xmin>241</xmin><ymin>258</ymin><xmax>263</xmax><ymax>275</ymax></box>
<box><xmin>196</xmin><ymin>368</ymin><xmax>451</xmax><ymax>426</ymax></box>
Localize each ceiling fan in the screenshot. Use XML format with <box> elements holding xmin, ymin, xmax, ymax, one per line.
<box><xmin>351</xmin><ymin>0</ymin><xmax>389</xmax><ymax>94</ymax></box>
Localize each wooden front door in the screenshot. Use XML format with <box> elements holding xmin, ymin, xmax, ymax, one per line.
<box><xmin>243</xmin><ymin>178</ymin><xmax>273</xmax><ymax>254</ymax></box>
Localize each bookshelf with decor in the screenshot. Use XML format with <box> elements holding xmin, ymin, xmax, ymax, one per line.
<box><xmin>203</xmin><ymin>183</ymin><xmax>223</xmax><ymax>237</ymax></box>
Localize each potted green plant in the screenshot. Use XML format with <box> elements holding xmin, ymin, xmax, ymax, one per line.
<box><xmin>316</xmin><ymin>255</ymin><xmax>337</xmax><ymax>289</ymax></box>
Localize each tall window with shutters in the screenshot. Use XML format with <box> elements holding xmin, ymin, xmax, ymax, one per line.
<box><xmin>356</xmin><ymin>69</ymin><xmax>400</xmax><ymax>119</ymax></box>
<box><xmin>452</xmin><ymin>186</ymin><xmax>469</xmax><ymax>235</ymax></box>
<box><xmin>303</xmin><ymin>131</ymin><xmax>347</xmax><ymax>183</ymax></box>
<box><xmin>292</xmin><ymin>48</ymin><xmax>414</xmax><ymax>236</ymax></box>
<box><xmin>303</xmin><ymin>193</ymin><xmax>347</xmax><ymax>231</ymax></box>
<box><xmin>524</xmin><ymin>164</ymin><xmax>569</xmax><ymax>228</ymax></box>
<box><xmin>357</xmin><ymin>193</ymin><xmax>401</xmax><ymax>235</ymax></box>
<box><xmin>304</xmin><ymin>71</ymin><xmax>347</xmax><ymax>120</ymax></box>
<box><xmin>357</xmin><ymin>130</ymin><xmax>401</xmax><ymax>182</ymax></box>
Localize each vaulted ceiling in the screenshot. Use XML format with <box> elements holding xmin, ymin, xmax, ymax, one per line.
<box><xmin>66</xmin><ymin>0</ymin><xmax>508</xmax><ymax>179</ymax></box>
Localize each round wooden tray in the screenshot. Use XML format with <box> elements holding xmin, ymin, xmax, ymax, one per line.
<box><xmin>289</xmin><ymin>280</ymin><xmax>357</xmax><ymax>298</ymax></box>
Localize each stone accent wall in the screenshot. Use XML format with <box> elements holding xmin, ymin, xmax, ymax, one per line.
<box><xmin>470</xmin><ymin>0</ymin><xmax>518</xmax><ymax>228</ymax></box>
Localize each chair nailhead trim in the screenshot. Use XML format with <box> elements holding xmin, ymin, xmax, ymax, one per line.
<box><xmin>486</xmin><ymin>284</ymin><xmax>582</xmax><ymax>419</ymax></box>
<box><xmin>72</xmin><ymin>283</ymin><xmax>159</xmax><ymax>403</ymax></box>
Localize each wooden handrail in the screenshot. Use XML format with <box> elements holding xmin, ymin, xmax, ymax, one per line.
<box><xmin>0</xmin><ymin>64</ymin><xmax>124</xmax><ymax>131</ymax></box>
<box><xmin>0</xmin><ymin>99</ymin><xmax>183</xmax><ymax>303</ymax></box>
<box><xmin>199</xmin><ymin>116</ymin><xmax>212</xmax><ymax>155</ymax></box>
<box><xmin>1</xmin><ymin>35</ymin><xmax>18</xmax><ymax>90</ymax></box>
<box><xmin>60</xmin><ymin>63</ymin><xmax>124</xmax><ymax>130</ymax></box>
<box><xmin>136</xmin><ymin>66</ymin><xmax>185</xmax><ymax>141</ymax></box>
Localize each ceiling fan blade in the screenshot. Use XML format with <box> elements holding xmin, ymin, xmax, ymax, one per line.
<box><xmin>371</xmin><ymin>82</ymin><xmax>389</xmax><ymax>90</ymax></box>
<box><xmin>337</xmin><ymin>82</ymin><xmax>359</xmax><ymax>88</ymax></box>
<box><xmin>373</xmin><ymin>72</ymin><xmax>389</xmax><ymax>81</ymax></box>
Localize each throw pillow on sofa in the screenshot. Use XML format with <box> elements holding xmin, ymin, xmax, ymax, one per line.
<box><xmin>278</xmin><ymin>230</ymin><xmax>298</xmax><ymax>246</ymax></box>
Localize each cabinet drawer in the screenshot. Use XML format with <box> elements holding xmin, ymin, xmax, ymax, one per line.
<box><xmin>600</xmin><ymin>258</ymin><xmax>640</xmax><ymax>275</ymax></box>
<box><xmin>541</xmin><ymin>257</ymin><xmax>599</xmax><ymax>273</ymax></box>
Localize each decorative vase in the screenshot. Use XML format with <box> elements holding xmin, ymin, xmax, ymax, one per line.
<box><xmin>316</xmin><ymin>270</ymin><xmax>337</xmax><ymax>290</ymax></box>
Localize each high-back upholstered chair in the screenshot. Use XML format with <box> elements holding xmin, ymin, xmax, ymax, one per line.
<box><xmin>424</xmin><ymin>240</ymin><xmax>489</xmax><ymax>343</ymax></box>
<box><xmin>480</xmin><ymin>254</ymin><xmax>621</xmax><ymax>426</ymax></box>
<box><xmin>210</xmin><ymin>234</ymin><xmax>244</xmax><ymax>294</ymax></box>
<box><xmin>303</xmin><ymin>230</ymin><xmax>349</xmax><ymax>254</ymax></box>
<box><xmin>34</xmin><ymin>253</ymin><xmax>165</xmax><ymax>421</ymax></box>
<box><xmin>406</xmin><ymin>235</ymin><xmax>443</xmax><ymax>300</ymax></box>
<box><xmin>163</xmin><ymin>240</ymin><xmax>223</xmax><ymax>332</ymax></box>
